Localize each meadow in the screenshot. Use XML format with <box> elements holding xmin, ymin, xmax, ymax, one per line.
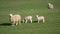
<box><xmin>0</xmin><ymin>0</ymin><xmax>60</xmax><ymax>34</ymax></box>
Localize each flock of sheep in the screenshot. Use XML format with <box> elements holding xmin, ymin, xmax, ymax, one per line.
<box><xmin>9</xmin><ymin>3</ymin><xmax>53</xmax><ymax>26</ymax></box>
<box><xmin>9</xmin><ymin>14</ymin><xmax>45</xmax><ymax>26</ymax></box>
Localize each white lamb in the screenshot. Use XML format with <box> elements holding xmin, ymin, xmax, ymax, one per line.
<box><xmin>9</xmin><ymin>14</ymin><xmax>21</xmax><ymax>26</ymax></box>
<box><xmin>23</xmin><ymin>16</ymin><xmax>32</xmax><ymax>23</ymax></box>
<box><xmin>36</xmin><ymin>15</ymin><xmax>45</xmax><ymax>23</ymax></box>
<box><xmin>48</xmin><ymin>3</ymin><xmax>53</xmax><ymax>9</ymax></box>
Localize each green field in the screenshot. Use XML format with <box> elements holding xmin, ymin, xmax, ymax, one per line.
<box><xmin>0</xmin><ymin>0</ymin><xmax>60</xmax><ymax>34</ymax></box>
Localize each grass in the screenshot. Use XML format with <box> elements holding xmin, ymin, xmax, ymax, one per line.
<box><xmin>0</xmin><ymin>0</ymin><xmax>60</xmax><ymax>34</ymax></box>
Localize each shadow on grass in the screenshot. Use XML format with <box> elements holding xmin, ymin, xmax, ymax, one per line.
<box><xmin>21</xmin><ymin>20</ymin><xmax>38</xmax><ymax>23</ymax></box>
<box><xmin>33</xmin><ymin>21</ymin><xmax>37</xmax><ymax>23</ymax></box>
<box><xmin>0</xmin><ymin>21</ymin><xmax>38</xmax><ymax>26</ymax></box>
<box><xmin>0</xmin><ymin>23</ymin><xmax>12</xmax><ymax>26</ymax></box>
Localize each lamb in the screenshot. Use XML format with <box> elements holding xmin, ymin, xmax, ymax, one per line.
<box><xmin>48</xmin><ymin>3</ymin><xmax>53</xmax><ymax>9</ymax></box>
<box><xmin>36</xmin><ymin>15</ymin><xmax>45</xmax><ymax>23</ymax></box>
<box><xmin>9</xmin><ymin>14</ymin><xmax>21</xmax><ymax>26</ymax></box>
<box><xmin>23</xmin><ymin>16</ymin><xmax>32</xmax><ymax>23</ymax></box>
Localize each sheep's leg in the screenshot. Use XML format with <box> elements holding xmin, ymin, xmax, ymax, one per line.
<box><xmin>16</xmin><ymin>21</ymin><xmax>18</xmax><ymax>26</ymax></box>
<box><xmin>38</xmin><ymin>20</ymin><xmax>39</xmax><ymax>23</ymax></box>
<box><xmin>43</xmin><ymin>18</ymin><xmax>45</xmax><ymax>23</ymax></box>
<box><xmin>23</xmin><ymin>20</ymin><xmax>24</xmax><ymax>23</ymax></box>
<box><xmin>12</xmin><ymin>21</ymin><xmax>15</xmax><ymax>26</ymax></box>
<box><xmin>25</xmin><ymin>20</ymin><xmax>27</xmax><ymax>23</ymax></box>
<box><xmin>19</xmin><ymin>20</ymin><xmax>21</xmax><ymax>25</ymax></box>
<box><xmin>30</xmin><ymin>20</ymin><xmax>32</xmax><ymax>23</ymax></box>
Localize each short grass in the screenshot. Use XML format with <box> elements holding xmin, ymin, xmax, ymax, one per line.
<box><xmin>0</xmin><ymin>0</ymin><xmax>60</xmax><ymax>34</ymax></box>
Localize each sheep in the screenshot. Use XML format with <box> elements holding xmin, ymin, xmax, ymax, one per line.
<box><xmin>48</xmin><ymin>3</ymin><xmax>53</xmax><ymax>9</ymax></box>
<box><xmin>9</xmin><ymin>14</ymin><xmax>21</xmax><ymax>26</ymax></box>
<box><xmin>36</xmin><ymin>15</ymin><xmax>45</xmax><ymax>23</ymax></box>
<box><xmin>23</xmin><ymin>16</ymin><xmax>32</xmax><ymax>23</ymax></box>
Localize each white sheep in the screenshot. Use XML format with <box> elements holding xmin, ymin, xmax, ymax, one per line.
<box><xmin>36</xmin><ymin>15</ymin><xmax>45</xmax><ymax>23</ymax></box>
<box><xmin>9</xmin><ymin>14</ymin><xmax>21</xmax><ymax>26</ymax></box>
<box><xmin>48</xmin><ymin>3</ymin><xmax>53</xmax><ymax>9</ymax></box>
<box><xmin>23</xmin><ymin>16</ymin><xmax>32</xmax><ymax>23</ymax></box>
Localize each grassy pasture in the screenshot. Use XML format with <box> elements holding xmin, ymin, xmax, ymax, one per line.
<box><xmin>0</xmin><ymin>0</ymin><xmax>60</xmax><ymax>34</ymax></box>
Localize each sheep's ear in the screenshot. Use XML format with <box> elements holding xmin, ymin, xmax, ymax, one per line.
<box><xmin>9</xmin><ymin>14</ymin><xmax>13</xmax><ymax>16</ymax></box>
<box><xmin>36</xmin><ymin>15</ymin><xmax>38</xmax><ymax>16</ymax></box>
<box><xmin>48</xmin><ymin>3</ymin><xmax>50</xmax><ymax>4</ymax></box>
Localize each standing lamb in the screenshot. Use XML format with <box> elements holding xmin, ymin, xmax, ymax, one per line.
<box><xmin>23</xmin><ymin>16</ymin><xmax>32</xmax><ymax>23</ymax></box>
<box><xmin>9</xmin><ymin>14</ymin><xmax>21</xmax><ymax>26</ymax></box>
<box><xmin>48</xmin><ymin>3</ymin><xmax>54</xmax><ymax>9</ymax></box>
<box><xmin>36</xmin><ymin>15</ymin><xmax>45</xmax><ymax>23</ymax></box>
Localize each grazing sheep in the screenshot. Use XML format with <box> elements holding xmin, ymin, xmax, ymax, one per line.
<box><xmin>9</xmin><ymin>14</ymin><xmax>21</xmax><ymax>26</ymax></box>
<box><xmin>36</xmin><ymin>15</ymin><xmax>45</xmax><ymax>23</ymax></box>
<box><xmin>48</xmin><ymin>3</ymin><xmax>53</xmax><ymax>9</ymax></box>
<box><xmin>23</xmin><ymin>16</ymin><xmax>32</xmax><ymax>23</ymax></box>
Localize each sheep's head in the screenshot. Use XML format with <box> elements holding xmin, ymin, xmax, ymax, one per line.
<box><xmin>36</xmin><ymin>15</ymin><xmax>39</xmax><ymax>18</ymax></box>
<box><xmin>48</xmin><ymin>3</ymin><xmax>51</xmax><ymax>5</ymax></box>
<box><xmin>9</xmin><ymin>14</ymin><xmax>13</xmax><ymax>17</ymax></box>
<box><xmin>22</xmin><ymin>19</ymin><xmax>24</xmax><ymax>23</ymax></box>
